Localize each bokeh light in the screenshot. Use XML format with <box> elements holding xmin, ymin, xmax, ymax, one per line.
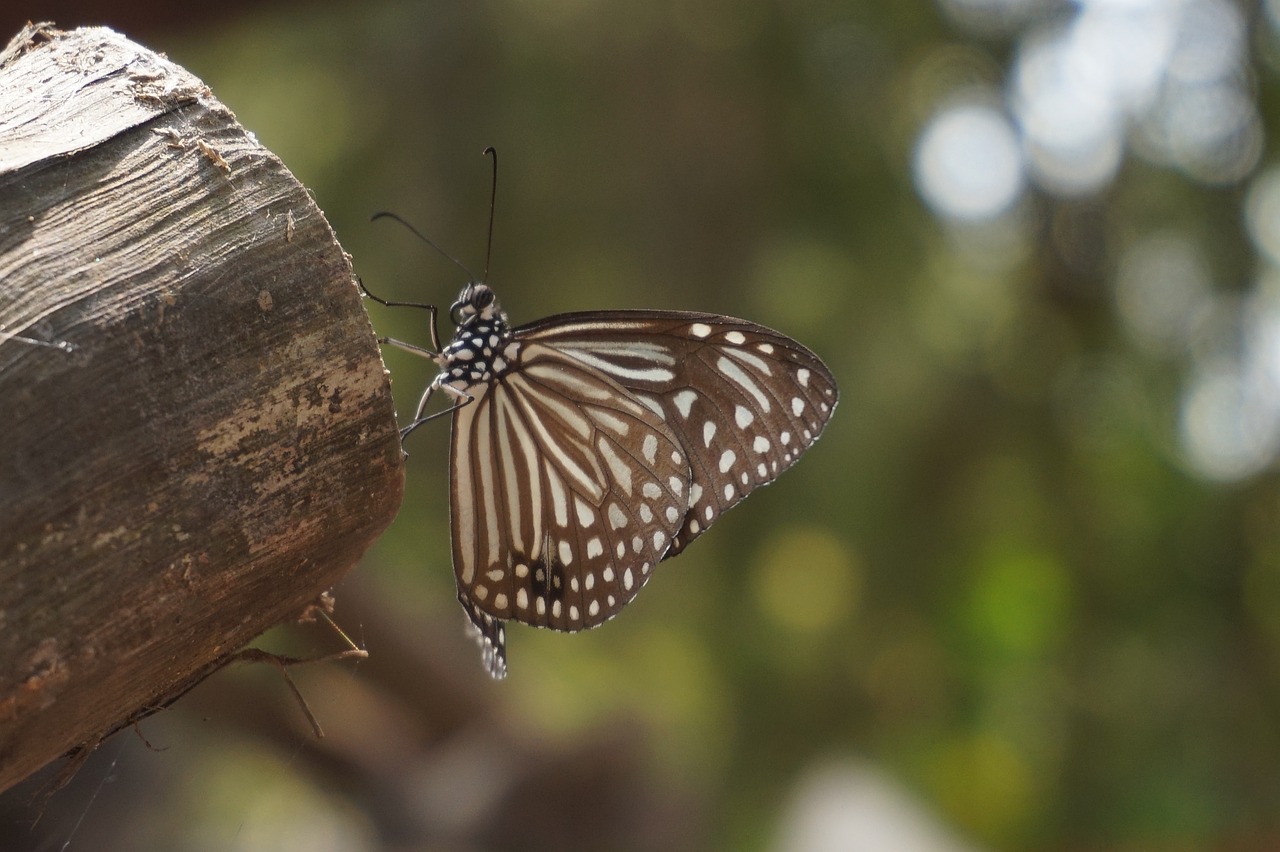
<box><xmin>1246</xmin><ymin>168</ymin><xmax>1280</xmax><ymax>267</ymax></box>
<box><xmin>753</xmin><ymin>525</ymin><xmax>860</xmax><ymax>635</ymax></box>
<box><xmin>914</xmin><ymin>99</ymin><xmax>1025</xmax><ymax>222</ymax></box>
<box><xmin>1178</xmin><ymin>282</ymin><xmax>1280</xmax><ymax>481</ymax></box>
<box><xmin>776</xmin><ymin>763</ymin><xmax>982</xmax><ymax>852</ymax></box>
<box><xmin>920</xmin><ymin>0</ymin><xmax>1257</xmax><ymax>199</ymax></box>
<box><xmin>1179</xmin><ymin>356</ymin><xmax>1280</xmax><ymax>482</ymax></box>
<box><xmin>1010</xmin><ymin>21</ymin><xmax>1131</xmax><ymax>196</ymax></box>
<box><xmin>1114</xmin><ymin>232</ymin><xmax>1212</xmax><ymax>356</ymax></box>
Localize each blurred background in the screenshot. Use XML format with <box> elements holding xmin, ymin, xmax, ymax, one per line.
<box><xmin>4</xmin><ymin>0</ymin><xmax>1280</xmax><ymax>849</ymax></box>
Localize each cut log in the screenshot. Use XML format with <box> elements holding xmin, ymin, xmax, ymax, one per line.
<box><xmin>0</xmin><ymin>23</ymin><xmax>404</xmax><ymax>793</ymax></box>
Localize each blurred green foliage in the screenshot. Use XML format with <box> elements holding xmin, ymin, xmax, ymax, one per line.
<box><xmin>172</xmin><ymin>1</ymin><xmax>1280</xmax><ymax>848</ymax></box>
<box><xmin>8</xmin><ymin>0</ymin><xmax>1280</xmax><ymax>849</ymax></box>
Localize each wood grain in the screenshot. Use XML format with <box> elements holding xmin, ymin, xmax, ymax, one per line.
<box><xmin>0</xmin><ymin>23</ymin><xmax>404</xmax><ymax>792</ymax></box>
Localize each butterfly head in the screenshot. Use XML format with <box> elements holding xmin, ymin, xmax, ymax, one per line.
<box><xmin>450</xmin><ymin>283</ymin><xmax>503</xmax><ymax>329</ymax></box>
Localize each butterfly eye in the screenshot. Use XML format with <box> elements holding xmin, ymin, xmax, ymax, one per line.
<box><xmin>472</xmin><ymin>285</ymin><xmax>495</xmax><ymax>309</ymax></box>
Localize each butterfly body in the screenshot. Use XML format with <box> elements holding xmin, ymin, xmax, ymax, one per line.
<box><xmin>400</xmin><ymin>282</ymin><xmax>837</xmax><ymax>678</ymax></box>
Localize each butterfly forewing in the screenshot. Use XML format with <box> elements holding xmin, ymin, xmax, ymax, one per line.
<box><xmin>517</xmin><ymin>311</ymin><xmax>839</xmax><ymax>556</ymax></box>
<box><xmin>450</xmin><ymin>340</ymin><xmax>691</xmax><ymax>648</ymax></box>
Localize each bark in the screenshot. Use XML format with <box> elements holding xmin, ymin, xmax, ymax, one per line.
<box><xmin>0</xmin><ymin>23</ymin><xmax>403</xmax><ymax>793</ymax></box>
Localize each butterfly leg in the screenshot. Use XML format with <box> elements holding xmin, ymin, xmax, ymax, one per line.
<box><xmin>358</xmin><ymin>278</ymin><xmax>444</xmax><ymax>351</ymax></box>
<box><xmin>378</xmin><ymin>336</ymin><xmax>440</xmax><ymax>360</ymax></box>
<box><xmin>399</xmin><ymin>378</ymin><xmax>474</xmax><ymax>441</ymax></box>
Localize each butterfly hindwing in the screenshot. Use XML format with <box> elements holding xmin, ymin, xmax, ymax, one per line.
<box><xmin>449</xmin><ymin>340</ymin><xmax>691</xmax><ymax>659</ymax></box>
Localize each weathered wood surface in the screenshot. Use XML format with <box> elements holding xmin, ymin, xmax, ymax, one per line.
<box><xmin>0</xmin><ymin>23</ymin><xmax>404</xmax><ymax>793</ymax></box>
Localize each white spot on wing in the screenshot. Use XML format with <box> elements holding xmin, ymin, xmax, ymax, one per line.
<box><xmin>673</xmin><ymin>389</ymin><xmax>697</xmax><ymax>418</ymax></box>
<box><xmin>575</xmin><ymin>498</ymin><xmax>596</xmax><ymax>529</ymax></box>
<box><xmin>546</xmin><ymin>463</ymin><xmax>570</xmax><ymax>528</ymax></box>
<box><xmin>593</xmin><ymin>408</ymin><xmax>631</xmax><ymax>436</ymax></box>
<box><xmin>724</xmin><ymin>330</ymin><xmax>746</xmax><ymax>344</ymax></box>
<box><xmin>642</xmin><ymin>433</ymin><xmax>658</xmax><ymax>465</ymax></box>
<box><xmin>719</xmin><ymin>450</ymin><xmax>736</xmax><ymax>473</ymax></box>
<box><xmin>724</xmin><ymin>347</ymin><xmax>772</xmax><ymax>375</ymax></box>
<box><xmin>703</xmin><ymin>421</ymin><xmax>716</xmax><ymax>447</ymax></box>
<box><xmin>735</xmin><ymin>405</ymin><xmax>754</xmax><ymax>428</ymax></box>
<box><xmin>690</xmin><ymin>323</ymin><xmax>712</xmax><ymax>338</ymax></box>
<box><xmin>559</xmin><ymin>348</ymin><xmax>676</xmax><ymax>383</ymax></box>
<box><xmin>598</xmin><ymin>437</ymin><xmax>633</xmax><ymax>494</ymax></box>
<box><xmin>717</xmin><ymin>356</ymin><xmax>771</xmax><ymax>411</ymax></box>
<box><xmin>636</xmin><ymin>394</ymin><xmax>665</xmax><ymax>417</ymax></box>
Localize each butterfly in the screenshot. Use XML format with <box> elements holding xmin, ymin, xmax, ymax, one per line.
<box><xmin>365</xmin><ymin>155</ymin><xmax>836</xmax><ymax>677</ymax></box>
<box><xmin>366</xmin><ymin>276</ymin><xmax>838</xmax><ymax>678</ymax></box>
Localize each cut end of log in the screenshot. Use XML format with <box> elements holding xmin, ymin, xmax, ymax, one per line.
<box><xmin>0</xmin><ymin>23</ymin><xmax>405</xmax><ymax>792</ymax></box>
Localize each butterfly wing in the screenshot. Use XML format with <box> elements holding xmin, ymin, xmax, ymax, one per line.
<box><xmin>517</xmin><ymin>311</ymin><xmax>839</xmax><ymax>557</ymax></box>
<box><xmin>449</xmin><ymin>340</ymin><xmax>691</xmax><ymax>677</ymax></box>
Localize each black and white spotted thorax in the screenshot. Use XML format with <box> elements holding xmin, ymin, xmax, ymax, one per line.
<box><xmin>440</xmin><ymin>283</ymin><xmax>522</xmax><ymax>388</ymax></box>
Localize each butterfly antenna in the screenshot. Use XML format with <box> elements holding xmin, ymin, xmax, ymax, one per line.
<box><xmin>371</xmin><ymin>211</ymin><xmax>479</xmax><ymax>282</ymax></box>
<box><xmin>482</xmin><ymin>146</ymin><xmax>497</xmax><ymax>282</ymax></box>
